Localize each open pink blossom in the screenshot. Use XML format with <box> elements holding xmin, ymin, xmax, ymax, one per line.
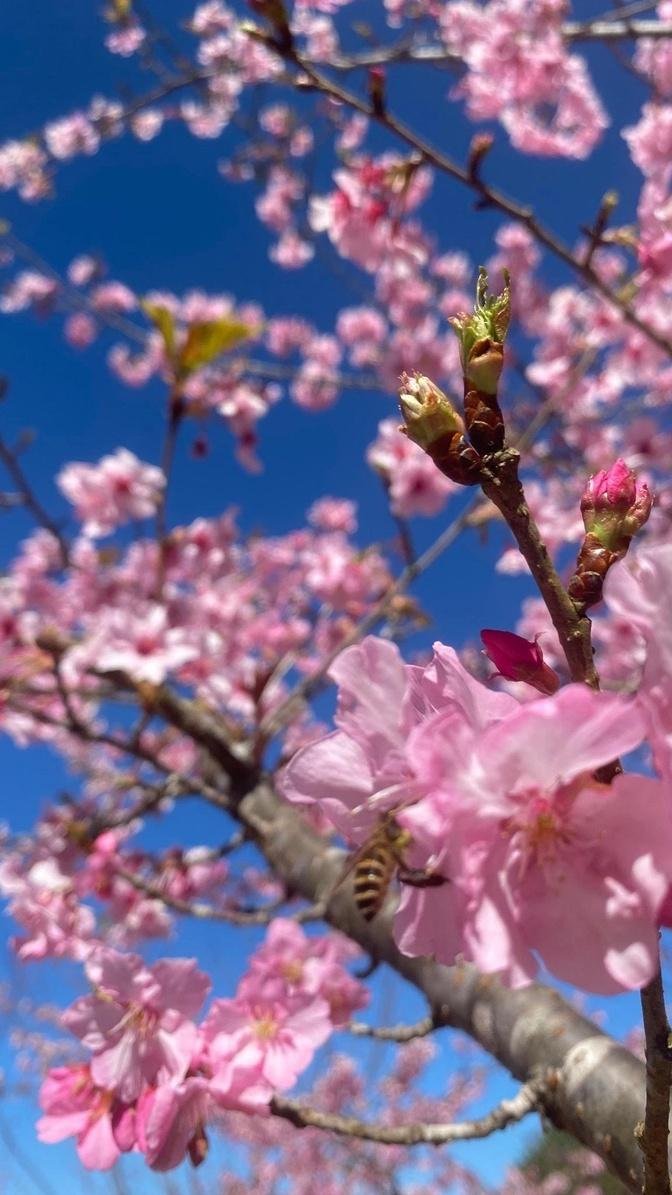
<box><xmin>367</xmin><ymin>417</ymin><xmax>454</xmax><ymax>518</ymax></box>
<box><xmin>70</xmin><ymin>604</ymin><xmax>199</xmax><ymax>686</ymax></box>
<box><xmin>396</xmin><ymin>685</ymin><xmax>670</xmax><ymax>993</ymax></box>
<box><xmin>203</xmin><ymin>991</ymin><xmax>332</xmax><ymax>1096</ymax></box>
<box><xmin>63</xmin><ymin>949</ymin><xmax>210</xmax><ymax>1102</ymax></box>
<box><xmin>603</xmin><ymin>542</ymin><xmax>672</xmax><ymax>784</ymax></box>
<box><xmin>37</xmin><ymin>1064</ymin><xmax>135</xmax><ymax>1170</ymax></box>
<box><xmin>280</xmin><ymin>636</ymin><xmax>517</xmax><ymax>844</ymax></box>
<box><xmin>58</xmin><ymin>448</ymin><xmax>164</xmax><ymax>537</ymax></box>
<box><xmin>238</xmin><ymin>918</ymin><xmax>368</xmax><ymax>1025</ymax></box>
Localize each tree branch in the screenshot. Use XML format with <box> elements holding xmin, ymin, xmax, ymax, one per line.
<box><xmin>347</xmin><ymin>1016</ymin><xmax>435</xmax><ymax>1041</ymax></box>
<box><xmin>115</xmin><ymin>863</ymin><xmax>323</xmax><ymax>926</ymax></box>
<box><xmin>280</xmin><ymin>50</ymin><xmax>672</xmax><ymax>361</ymax></box>
<box><xmin>271</xmin><ymin>1075</ymin><xmax>547</xmax><ymax>1144</ymax></box>
<box><xmin>0</xmin><ymin>433</ymin><xmax>70</xmax><ymax>566</ymax></box>
<box><xmin>638</xmin><ymin>966</ymin><xmax>672</xmax><ymax>1195</ymax></box>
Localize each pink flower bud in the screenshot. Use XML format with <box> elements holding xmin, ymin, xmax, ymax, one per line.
<box><xmin>580</xmin><ymin>459</ymin><xmax>653</xmax><ymax>546</ymax></box>
<box><xmin>582</xmin><ymin>458</ymin><xmax>636</xmax><ymax>514</ymax></box>
<box><xmin>481</xmin><ymin>629</ymin><xmax>560</xmax><ymax>695</ymax></box>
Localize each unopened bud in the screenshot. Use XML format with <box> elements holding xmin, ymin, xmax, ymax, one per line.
<box><xmin>399</xmin><ymin>372</ymin><xmax>465</xmax><ymax>448</ymax></box>
<box><xmin>569</xmin><ymin>460</ymin><xmax>653</xmax><ymax>609</ymax></box>
<box><xmin>481</xmin><ymin>629</ymin><xmax>559</xmax><ymax>695</ymax></box>
<box><xmin>450</xmin><ymin>268</ymin><xmax>511</xmax><ymax>395</ymax></box>
<box><xmin>581</xmin><ymin>458</ymin><xmax>653</xmax><ymax>547</ymax></box>
<box><xmin>368</xmin><ymin>66</ymin><xmax>386</xmax><ymax>117</ymax></box>
<box><xmin>398</xmin><ymin>372</ymin><xmax>482</xmax><ymax>486</ymax></box>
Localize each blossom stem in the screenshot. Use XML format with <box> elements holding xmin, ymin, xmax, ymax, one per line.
<box><xmin>477</xmin><ymin>452</ymin><xmax>599</xmax><ymax>688</ymax></box>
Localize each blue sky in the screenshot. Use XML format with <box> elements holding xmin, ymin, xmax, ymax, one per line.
<box><xmin>0</xmin><ymin>1</ymin><xmax>661</xmax><ymax>1190</ymax></box>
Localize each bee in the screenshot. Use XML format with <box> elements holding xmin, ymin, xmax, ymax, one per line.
<box><xmin>338</xmin><ymin>812</ymin><xmax>447</xmax><ymax>922</ymax></box>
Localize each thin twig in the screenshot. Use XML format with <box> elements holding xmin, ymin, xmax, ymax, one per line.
<box><xmin>271</xmin><ymin>1075</ymin><xmax>547</xmax><ymax>1144</ymax></box>
<box><xmin>115</xmin><ymin>863</ymin><xmax>322</xmax><ymax>925</ymax></box>
<box><xmin>0</xmin><ymin>435</ymin><xmax>69</xmax><ymax>566</ymax></box>
<box><xmin>313</xmin><ymin>20</ymin><xmax>672</xmax><ymax>70</ymax></box>
<box><xmin>347</xmin><ymin>1016</ymin><xmax>435</xmax><ymax>1041</ymax></box>
<box><xmin>279</xmin><ymin>50</ymin><xmax>672</xmax><ymax>361</ymax></box>
<box><xmin>258</xmin><ymin>493</ymin><xmax>483</xmax><ymax>741</ymax></box>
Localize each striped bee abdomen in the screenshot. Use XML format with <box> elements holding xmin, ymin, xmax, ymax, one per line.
<box><xmin>353</xmin><ymin>834</ymin><xmax>398</xmax><ymax>922</ymax></box>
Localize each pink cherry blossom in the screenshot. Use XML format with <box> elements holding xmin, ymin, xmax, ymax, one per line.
<box><xmin>396</xmin><ymin>685</ymin><xmax>669</xmax><ymax>993</ymax></box>
<box><xmin>367</xmin><ymin>418</ymin><xmax>454</xmax><ymax>518</ymax></box>
<box><xmin>67</xmin><ymin>604</ymin><xmax>198</xmax><ymax>686</ymax></box>
<box><xmin>63</xmin><ymin>949</ymin><xmax>210</xmax><ymax>1101</ymax></box>
<box><xmin>603</xmin><ymin>542</ymin><xmax>672</xmax><ymax>782</ymax></box>
<box><xmin>64</xmin><ymin>311</ymin><xmax>97</xmax><ymax>348</ymax></box>
<box><xmin>238</xmin><ymin>918</ymin><xmax>368</xmax><ymax>1025</ymax></box>
<box><xmin>37</xmin><ymin>1064</ymin><xmax>135</xmax><ymax>1170</ymax></box>
<box><xmin>203</xmin><ymin>991</ymin><xmax>332</xmax><ymax>1095</ymax></box>
<box><xmin>280</xmin><ymin>636</ymin><xmax>516</xmax><ymax>840</ymax></box>
<box><xmin>44</xmin><ymin>113</ymin><xmax>100</xmax><ymax>160</ymax></box>
<box><xmin>58</xmin><ymin>449</ymin><xmax>164</xmax><ymax>537</ymax></box>
<box><xmin>307</xmin><ymin>497</ymin><xmax>357</xmax><ymax>533</ymax></box>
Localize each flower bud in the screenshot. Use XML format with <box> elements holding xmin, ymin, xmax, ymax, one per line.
<box><xmin>449</xmin><ymin>268</ymin><xmax>511</xmax><ymax>395</ymax></box>
<box><xmin>481</xmin><ymin>629</ymin><xmax>560</xmax><ymax>695</ymax></box>
<box><xmin>399</xmin><ymin>372</ymin><xmax>465</xmax><ymax>448</ymax></box>
<box><xmin>398</xmin><ymin>372</ymin><xmax>482</xmax><ymax>486</ymax></box>
<box><xmin>568</xmin><ymin>461</ymin><xmax>654</xmax><ymax>609</ymax></box>
<box><xmin>580</xmin><ymin>459</ymin><xmax>653</xmax><ymax>548</ymax></box>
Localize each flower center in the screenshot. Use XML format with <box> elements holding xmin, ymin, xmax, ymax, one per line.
<box><xmin>253</xmin><ymin>1014</ymin><xmax>278</xmax><ymax>1041</ymax></box>
<box><xmin>503</xmin><ymin>791</ymin><xmax>573</xmax><ymax>873</ymax></box>
<box><xmin>280</xmin><ymin>960</ymin><xmax>303</xmax><ymax>985</ymax></box>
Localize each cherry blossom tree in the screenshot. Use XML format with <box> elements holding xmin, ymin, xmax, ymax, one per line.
<box><xmin>3</xmin><ymin>1</ymin><xmax>672</xmax><ymax>1192</ymax></box>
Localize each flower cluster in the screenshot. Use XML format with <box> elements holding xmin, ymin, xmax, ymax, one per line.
<box><xmin>281</xmin><ymin>634</ymin><xmax>672</xmax><ymax>993</ymax></box>
<box><xmin>37</xmin><ymin>923</ymin><xmax>366</xmax><ymax>1171</ymax></box>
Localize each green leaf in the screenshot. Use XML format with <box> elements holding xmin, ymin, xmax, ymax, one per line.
<box><xmin>178</xmin><ymin>317</ymin><xmax>256</xmax><ymax>376</ymax></box>
<box><xmin>141</xmin><ymin>301</ymin><xmax>177</xmax><ymax>362</ymax></box>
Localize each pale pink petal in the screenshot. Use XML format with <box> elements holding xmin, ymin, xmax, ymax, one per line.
<box><xmin>151</xmin><ymin>958</ymin><xmax>211</xmax><ymax>1017</ymax></box>
<box><xmin>77</xmin><ymin>1112</ymin><xmax>120</xmax><ymax>1170</ymax></box>
<box><xmin>37</xmin><ymin>1110</ymin><xmax>90</xmax><ymax>1144</ymax></box>
<box><xmin>91</xmin><ymin>1032</ymin><xmax>143</xmax><ymax>1103</ymax></box>
<box><xmin>278</xmin><ymin>730</ymin><xmax>373</xmax><ymax>816</ymax></box>
<box><xmin>330</xmin><ymin>637</ymin><xmax>408</xmax><ymax>767</ymax></box>
<box><xmin>479</xmin><ymin>686</ymin><xmax>646</xmax><ymax>799</ymax></box>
